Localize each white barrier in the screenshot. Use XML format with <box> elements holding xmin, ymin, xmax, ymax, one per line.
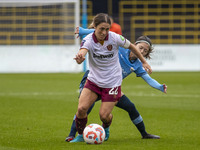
<box><xmin>0</xmin><ymin>45</ymin><xmax>199</xmax><ymax>73</ymax></box>
<box><xmin>0</xmin><ymin>45</ymin><xmax>82</xmax><ymax>73</ymax></box>
<box><xmin>147</xmin><ymin>45</ymin><xmax>200</xmax><ymax>71</ymax></box>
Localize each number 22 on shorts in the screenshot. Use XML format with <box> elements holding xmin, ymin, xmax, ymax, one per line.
<box><xmin>109</xmin><ymin>87</ymin><xmax>118</xmax><ymax>95</ymax></box>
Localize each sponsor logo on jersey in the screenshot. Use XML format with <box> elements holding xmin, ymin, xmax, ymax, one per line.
<box><xmin>120</xmin><ymin>35</ymin><xmax>125</xmax><ymax>41</ymax></box>
<box><xmin>107</xmin><ymin>45</ymin><xmax>113</xmax><ymax>51</ymax></box>
<box><xmin>93</xmin><ymin>53</ymin><xmax>114</xmax><ymax>59</ymax></box>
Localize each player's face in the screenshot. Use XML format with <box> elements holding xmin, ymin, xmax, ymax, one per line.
<box><xmin>136</xmin><ymin>42</ymin><xmax>150</xmax><ymax>57</ymax></box>
<box><xmin>95</xmin><ymin>22</ymin><xmax>110</xmax><ymax>42</ymax></box>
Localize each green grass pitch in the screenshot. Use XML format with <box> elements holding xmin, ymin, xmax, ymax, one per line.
<box><xmin>0</xmin><ymin>72</ymin><xmax>200</xmax><ymax>150</ymax></box>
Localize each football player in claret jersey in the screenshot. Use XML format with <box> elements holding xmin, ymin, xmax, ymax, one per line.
<box><xmin>70</xmin><ymin>13</ymin><xmax>152</xmax><ymax>143</ymax></box>
<box><xmin>66</xmin><ymin>25</ymin><xmax>167</xmax><ymax>142</ymax></box>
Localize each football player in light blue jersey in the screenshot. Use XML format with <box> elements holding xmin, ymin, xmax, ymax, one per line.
<box><xmin>66</xmin><ymin>27</ymin><xmax>167</xmax><ymax>142</ymax></box>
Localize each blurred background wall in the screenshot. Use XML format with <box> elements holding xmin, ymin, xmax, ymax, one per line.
<box><xmin>0</xmin><ymin>0</ymin><xmax>199</xmax><ymax>72</ymax></box>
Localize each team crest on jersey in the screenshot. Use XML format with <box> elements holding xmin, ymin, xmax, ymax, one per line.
<box><xmin>107</xmin><ymin>45</ymin><xmax>113</xmax><ymax>51</ymax></box>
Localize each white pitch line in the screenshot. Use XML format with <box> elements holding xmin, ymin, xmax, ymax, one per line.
<box><xmin>0</xmin><ymin>92</ymin><xmax>76</xmax><ymax>96</ymax></box>
<box><xmin>127</xmin><ymin>93</ymin><xmax>200</xmax><ymax>98</ymax></box>
<box><xmin>0</xmin><ymin>92</ymin><xmax>199</xmax><ymax>98</ymax></box>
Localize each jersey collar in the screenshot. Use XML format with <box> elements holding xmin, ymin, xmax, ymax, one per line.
<box><xmin>92</xmin><ymin>32</ymin><xmax>109</xmax><ymax>43</ymax></box>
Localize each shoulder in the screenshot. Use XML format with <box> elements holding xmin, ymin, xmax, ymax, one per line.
<box><xmin>82</xmin><ymin>33</ymin><xmax>94</xmax><ymax>46</ymax></box>
<box><xmin>81</xmin><ymin>33</ymin><xmax>94</xmax><ymax>48</ymax></box>
<box><xmin>108</xmin><ymin>31</ymin><xmax>118</xmax><ymax>41</ymax></box>
<box><xmin>109</xmin><ymin>31</ymin><xmax>123</xmax><ymax>40</ymax></box>
<box><xmin>108</xmin><ymin>31</ymin><xmax>117</xmax><ymax>36</ymax></box>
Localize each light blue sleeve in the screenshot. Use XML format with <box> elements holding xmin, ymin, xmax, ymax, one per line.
<box><xmin>141</xmin><ymin>74</ymin><xmax>164</xmax><ymax>92</ymax></box>
<box><xmin>79</xmin><ymin>27</ymin><xmax>95</xmax><ymax>37</ymax></box>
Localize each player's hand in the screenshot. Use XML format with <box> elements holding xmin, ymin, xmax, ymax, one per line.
<box><xmin>74</xmin><ymin>27</ymin><xmax>79</xmax><ymax>38</ymax></box>
<box><xmin>74</xmin><ymin>53</ymin><xmax>85</xmax><ymax>64</ymax></box>
<box><xmin>163</xmin><ymin>84</ymin><xmax>167</xmax><ymax>93</ymax></box>
<box><xmin>143</xmin><ymin>63</ymin><xmax>152</xmax><ymax>74</ymax></box>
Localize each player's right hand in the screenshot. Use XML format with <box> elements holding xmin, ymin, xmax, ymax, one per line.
<box><xmin>74</xmin><ymin>53</ymin><xmax>85</xmax><ymax>64</ymax></box>
<box><xmin>143</xmin><ymin>63</ymin><xmax>152</xmax><ymax>74</ymax></box>
<box><xmin>163</xmin><ymin>84</ymin><xmax>167</xmax><ymax>93</ymax></box>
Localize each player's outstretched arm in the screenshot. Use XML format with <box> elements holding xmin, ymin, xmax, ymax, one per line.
<box><xmin>75</xmin><ymin>27</ymin><xmax>95</xmax><ymax>38</ymax></box>
<box><xmin>141</xmin><ymin>74</ymin><xmax>167</xmax><ymax>93</ymax></box>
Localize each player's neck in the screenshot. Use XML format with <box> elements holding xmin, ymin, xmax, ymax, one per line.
<box><xmin>99</xmin><ymin>41</ymin><xmax>104</xmax><ymax>45</ymax></box>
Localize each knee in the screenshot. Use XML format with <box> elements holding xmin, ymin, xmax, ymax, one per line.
<box><xmin>99</xmin><ymin>112</ymin><xmax>110</xmax><ymax>122</ymax></box>
<box><xmin>77</xmin><ymin>106</ymin><xmax>88</xmax><ymax>117</ymax></box>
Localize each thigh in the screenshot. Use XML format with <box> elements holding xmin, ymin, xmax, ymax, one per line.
<box><xmin>78</xmin><ymin>88</ymin><xmax>98</xmax><ymax>110</ymax></box>
<box><xmin>99</xmin><ymin>101</ymin><xmax>118</xmax><ymax>117</ymax></box>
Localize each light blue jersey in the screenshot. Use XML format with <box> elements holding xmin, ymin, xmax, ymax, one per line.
<box><xmin>119</xmin><ymin>47</ymin><xmax>147</xmax><ymax>79</ymax></box>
